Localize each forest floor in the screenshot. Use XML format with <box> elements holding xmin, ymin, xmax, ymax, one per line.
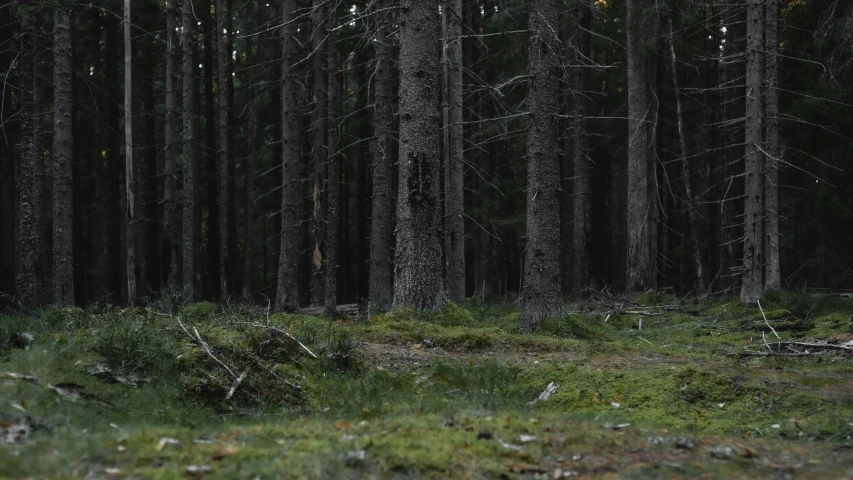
<box><xmin>1</xmin><ymin>291</ymin><xmax>853</xmax><ymax>479</ymax></box>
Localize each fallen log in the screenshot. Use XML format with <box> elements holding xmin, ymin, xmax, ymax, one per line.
<box><xmin>298</xmin><ymin>303</ymin><xmax>360</xmax><ymax>316</ymax></box>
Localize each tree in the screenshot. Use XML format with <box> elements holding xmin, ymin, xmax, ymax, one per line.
<box><xmin>764</xmin><ymin>0</ymin><xmax>780</xmax><ymax>291</ymax></box>
<box><xmin>520</xmin><ymin>0</ymin><xmax>563</xmax><ymax>333</ymax></box>
<box><xmin>182</xmin><ymin>0</ymin><xmax>200</xmax><ymax>300</ymax></box>
<box><xmin>242</xmin><ymin>2</ymin><xmax>259</xmax><ymax>300</ymax></box>
<box><xmin>369</xmin><ymin>0</ymin><xmax>396</xmax><ymax>311</ymax></box>
<box><xmin>275</xmin><ymin>0</ymin><xmax>301</xmax><ymax>312</ymax></box>
<box><xmin>571</xmin><ymin>0</ymin><xmax>593</xmax><ymax>295</ymax></box>
<box><xmin>16</xmin><ymin>4</ymin><xmax>43</xmax><ymax>307</ymax></box>
<box><xmin>53</xmin><ymin>2</ymin><xmax>75</xmax><ymax>306</ymax></box>
<box><xmin>446</xmin><ymin>0</ymin><xmax>465</xmax><ymax>304</ymax></box>
<box><xmin>217</xmin><ymin>0</ymin><xmax>234</xmax><ymax>299</ymax></box>
<box><xmin>309</xmin><ymin>0</ymin><xmax>328</xmax><ymax>306</ymax></box>
<box><xmin>125</xmin><ymin>0</ymin><xmax>139</xmax><ymax>304</ymax></box>
<box><xmin>740</xmin><ymin>0</ymin><xmax>764</xmax><ymax>304</ymax></box>
<box><xmin>667</xmin><ymin>12</ymin><xmax>704</xmax><ymax>292</ymax></box>
<box><xmin>625</xmin><ymin>0</ymin><xmax>655</xmax><ymax>291</ymax></box>
<box><xmin>163</xmin><ymin>0</ymin><xmax>180</xmax><ymax>290</ymax></box>
<box><xmin>393</xmin><ymin>0</ymin><xmax>444</xmax><ymax>311</ymax></box>
<box><xmin>324</xmin><ymin>3</ymin><xmax>340</xmax><ymax>317</ymax></box>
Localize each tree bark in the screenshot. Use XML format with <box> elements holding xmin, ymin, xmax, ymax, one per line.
<box><xmin>369</xmin><ymin>0</ymin><xmax>396</xmax><ymax>311</ymax></box>
<box><xmin>309</xmin><ymin>0</ymin><xmax>328</xmax><ymax>306</ymax></box>
<box><xmin>275</xmin><ymin>0</ymin><xmax>301</xmax><ymax>311</ymax></box>
<box><xmin>393</xmin><ymin>0</ymin><xmax>444</xmax><ymax>311</ymax></box>
<box><xmin>324</xmin><ymin>5</ymin><xmax>340</xmax><ymax>317</ymax></box>
<box><xmin>740</xmin><ymin>0</ymin><xmax>764</xmax><ymax>304</ymax></box>
<box><xmin>182</xmin><ymin>0</ymin><xmax>200</xmax><ymax>300</ymax></box>
<box><xmin>164</xmin><ymin>0</ymin><xmax>180</xmax><ymax>290</ymax></box>
<box><xmin>242</xmin><ymin>2</ymin><xmax>259</xmax><ymax>301</ymax></box>
<box><xmin>16</xmin><ymin>6</ymin><xmax>42</xmax><ymax>307</ymax></box>
<box><xmin>446</xmin><ymin>0</ymin><xmax>465</xmax><ymax>304</ymax></box>
<box><xmin>217</xmin><ymin>0</ymin><xmax>234</xmax><ymax>300</ymax></box>
<box><xmin>572</xmin><ymin>0</ymin><xmax>593</xmax><ymax>295</ymax></box>
<box><xmin>520</xmin><ymin>0</ymin><xmax>563</xmax><ymax>332</ymax></box>
<box><xmin>626</xmin><ymin>0</ymin><xmax>655</xmax><ymax>292</ymax></box>
<box><xmin>764</xmin><ymin>0</ymin><xmax>781</xmax><ymax>291</ymax></box>
<box><xmin>667</xmin><ymin>14</ymin><xmax>705</xmax><ymax>292</ymax></box>
<box><xmin>124</xmin><ymin>0</ymin><xmax>138</xmax><ymax>305</ymax></box>
<box><xmin>53</xmin><ymin>3</ymin><xmax>75</xmax><ymax>306</ymax></box>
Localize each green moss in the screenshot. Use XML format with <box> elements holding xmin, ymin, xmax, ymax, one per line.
<box><xmin>179</xmin><ymin>301</ymin><xmax>219</xmax><ymax>321</ymax></box>
<box><xmin>737</xmin><ymin>309</ymin><xmax>814</xmax><ymax>332</ymax></box>
<box><xmin>538</xmin><ymin>314</ymin><xmax>609</xmax><ymax>341</ymax></box>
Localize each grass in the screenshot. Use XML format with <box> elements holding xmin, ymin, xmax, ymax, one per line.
<box><xmin>2</xmin><ymin>292</ymin><xmax>853</xmax><ymax>478</ymax></box>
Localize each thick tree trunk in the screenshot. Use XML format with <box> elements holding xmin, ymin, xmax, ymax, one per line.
<box><xmin>740</xmin><ymin>0</ymin><xmax>764</xmax><ymax>304</ymax></box>
<box><xmin>124</xmin><ymin>0</ymin><xmax>138</xmax><ymax>305</ymax></box>
<box><xmin>626</xmin><ymin>0</ymin><xmax>654</xmax><ymax>292</ymax></box>
<box><xmin>324</xmin><ymin>7</ymin><xmax>340</xmax><ymax>317</ymax></box>
<box><xmin>275</xmin><ymin>0</ymin><xmax>301</xmax><ymax>312</ymax></box>
<box><xmin>764</xmin><ymin>0</ymin><xmax>781</xmax><ymax>291</ymax></box>
<box><xmin>53</xmin><ymin>4</ymin><xmax>75</xmax><ymax>306</ymax></box>
<box><xmin>309</xmin><ymin>0</ymin><xmax>328</xmax><ymax>306</ymax></box>
<box><xmin>101</xmin><ymin>5</ymin><xmax>122</xmax><ymax>304</ymax></box>
<box><xmin>203</xmin><ymin>20</ymin><xmax>219</xmax><ymax>300</ymax></box>
<box><xmin>572</xmin><ymin>0</ymin><xmax>593</xmax><ymax>295</ymax></box>
<box><xmin>182</xmin><ymin>0</ymin><xmax>200</xmax><ymax>300</ymax></box>
<box><xmin>667</xmin><ymin>14</ymin><xmax>705</xmax><ymax>292</ymax></box>
<box><xmin>520</xmin><ymin>0</ymin><xmax>563</xmax><ymax>332</ymax></box>
<box><xmin>16</xmin><ymin>7</ymin><xmax>42</xmax><ymax>307</ymax></box>
<box><xmin>393</xmin><ymin>0</ymin><xmax>444</xmax><ymax>311</ymax></box>
<box><xmin>446</xmin><ymin>0</ymin><xmax>465</xmax><ymax>304</ymax></box>
<box><xmin>369</xmin><ymin>0</ymin><xmax>396</xmax><ymax>311</ymax></box>
<box><xmin>217</xmin><ymin>0</ymin><xmax>234</xmax><ymax>300</ymax></box>
<box><xmin>164</xmin><ymin>0</ymin><xmax>180</xmax><ymax>290</ymax></box>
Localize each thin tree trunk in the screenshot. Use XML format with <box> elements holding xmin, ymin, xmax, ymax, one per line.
<box><xmin>182</xmin><ymin>0</ymin><xmax>199</xmax><ymax>300</ymax></box>
<box><xmin>393</xmin><ymin>0</ymin><xmax>444</xmax><ymax>311</ymax></box>
<box><xmin>764</xmin><ymin>0</ymin><xmax>781</xmax><ymax>291</ymax></box>
<box><xmin>53</xmin><ymin>4</ymin><xmax>75</xmax><ymax>306</ymax></box>
<box><xmin>520</xmin><ymin>0</ymin><xmax>563</xmax><ymax>332</ymax></box>
<box><xmin>446</xmin><ymin>0</ymin><xmax>465</xmax><ymax>304</ymax></box>
<box><xmin>626</xmin><ymin>0</ymin><xmax>654</xmax><ymax>292</ymax></box>
<box><xmin>324</xmin><ymin>5</ymin><xmax>340</xmax><ymax>317</ymax></box>
<box><xmin>17</xmin><ymin>7</ymin><xmax>41</xmax><ymax>307</ymax></box>
<box><xmin>369</xmin><ymin>0</ymin><xmax>395</xmax><ymax>311</ymax></box>
<box><xmin>164</xmin><ymin>0</ymin><xmax>180</xmax><ymax>290</ymax></box>
<box><xmin>667</xmin><ymin>14</ymin><xmax>705</xmax><ymax>292</ymax></box>
<box><xmin>203</xmin><ymin>18</ymin><xmax>219</xmax><ymax>300</ymax></box>
<box><xmin>124</xmin><ymin>0</ymin><xmax>138</xmax><ymax>304</ymax></box>
<box><xmin>242</xmin><ymin>3</ymin><xmax>258</xmax><ymax>301</ymax></box>
<box><xmin>217</xmin><ymin>0</ymin><xmax>233</xmax><ymax>300</ymax></box>
<box><xmin>275</xmin><ymin>0</ymin><xmax>301</xmax><ymax>311</ymax></box>
<box><xmin>740</xmin><ymin>0</ymin><xmax>764</xmax><ymax>304</ymax></box>
<box><xmin>572</xmin><ymin>0</ymin><xmax>593</xmax><ymax>295</ymax></box>
<box><xmin>310</xmin><ymin>0</ymin><xmax>328</xmax><ymax>306</ymax></box>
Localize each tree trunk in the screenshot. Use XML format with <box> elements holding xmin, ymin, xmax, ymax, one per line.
<box><xmin>16</xmin><ymin>7</ymin><xmax>42</xmax><ymax>307</ymax></box>
<box><xmin>369</xmin><ymin>0</ymin><xmax>396</xmax><ymax>311</ymax></box>
<box><xmin>182</xmin><ymin>0</ymin><xmax>200</xmax><ymax>300</ymax></box>
<box><xmin>446</xmin><ymin>0</ymin><xmax>465</xmax><ymax>304</ymax></box>
<box><xmin>275</xmin><ymin>0</ymin><xmax>301</xmax><ymax>311</ymax></box>
<box><xmin>324</xmin><ymin>6</ymin><xmax>340</xmax><ymax>317</ymax></box>
<box><xmin>740</xmin><ymin>0</ymin><xmax>764</xmax><ymax>304</ymax></box>
<box><xmin>309</xmin><ymin>0</ymin><xmax>328</xmax><ymax>306</ymax></box>
<box><xmin>217</xmin><ymin>0</ymin><xmax>233</xmax><ymax>300</ymax></box>
<box><xmin>572</xmin><ymin>0</ymin><xmax>593</xmax><ymax>295</ymax></box>
<box><xmin>53</xmin><ymin>4</ymin><xmax>75</xmax><ymax>306</ymax></box>
<box><xmin>124</xmin><ymin>0</ymin><xmax>138</xmax><ymax>305</ymax></box>
<box><xmin>764</xmin><ymin>0</ymin><xmax>780</xmax><ymax>291</ymax></box>
<box><xmin>393</xmin><ymin>0</ymin><xmax>444</xmax><ymax>311</ymax></box>
<box><xmin>164</xmin><ymin>0</ymin><xmax>180</xmax><ymax>290</ymax></box>
<box><xmin>626</xmin><ymin>0</ymin><xmax>655</xmax><ymax>292</ymax></box>
<box><xmin>242</xmin><ymin>2</ymin><xmax>258</xmax><ymax>301</ymax></box>
<box><xmin>667</xmin><ymin>14</ymin><xmax>705</xmax><ymax>292</ymax></box>
<box><xmin>520</xmin><ymin>0</ymin><xmax>563</xmax><ymax>333</ymax></box>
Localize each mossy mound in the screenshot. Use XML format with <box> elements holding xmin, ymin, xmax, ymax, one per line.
<box><xmin>736</xmin><ymin>309</ymin><xmax>814</xmax><ymax>332</ymax></box>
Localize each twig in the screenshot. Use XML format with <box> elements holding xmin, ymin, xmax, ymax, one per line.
<box><xmin>248</xmin><ymin>324</ymin><xmax>318</xmax><ymax>359</ymax></box>
<box><xmin>225</xmin><ymin>368</ymin><xmax>250</xmax><ymax>400</ymax></box>
<box><xmin>757</xmin><ymin>300</ymin><xmax>781</xmax><ymax>341</ymax></box>
<box><xmin>193</xmin><ymin>326</ymin><xmax>236</xmax><ymax>378</ymax></box>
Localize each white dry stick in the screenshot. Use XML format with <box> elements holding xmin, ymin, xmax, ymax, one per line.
<box><xmin>226</xmin><ymin>368</ymin><xmax>250</xmax><ymax>400</ymax></box>
<box><xmin>757</xmin><ymin>300</ymin><xmax>780</xmax><ymax>352</ymax></box>
<box><xmin>193</xmin><ymin>326</ymin><xmax>236</xmax><ymax>377</ymax></box>
<box><xmin>529</xmin><ymin>382</ymin><xmax>560</xmax><ymax>405</ymax></box>
<box><xmin>250</xmin><ymin>324</ymin><xmax>318</xmax><ymax>359</ymax></box>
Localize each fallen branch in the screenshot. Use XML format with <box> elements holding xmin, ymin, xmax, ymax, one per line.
<box><xmin>192</xmin><ymin>326</ymin><xmax>236</xmax><ymax>378</ymax></box>
<box><xmin>226</xmin><ymin>368</ymin><xmax>250</xmax><ymax>400</ymax></box>
<box><xmin>247</xmin><ymin>324</ymin><xmax>317</xmax><ymax>359</ymax></box>
<box><xmin>298</xmin><ymin>304</ymin><xmax>359</xmax><ymax>316</ymax></box>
